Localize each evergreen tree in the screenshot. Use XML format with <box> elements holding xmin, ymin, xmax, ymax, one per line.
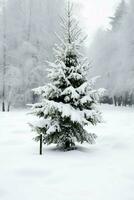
<box><xmin>30</xmin><ymin>2</ymin><xmax>103</xmax><ymax>151</ymax></box>
<box><xmin>110</xmin><ymin>0</ymin><xmax>127</xmax><ymax>31</ymax></box>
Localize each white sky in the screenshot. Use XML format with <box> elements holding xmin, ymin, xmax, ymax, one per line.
<box><xmin>73</xmin><ymin>0</ymin><xmax>122</xmax><ymax>42</ymax></box>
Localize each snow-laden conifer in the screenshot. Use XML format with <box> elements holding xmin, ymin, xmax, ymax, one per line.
<box><xmin>30</xmin><ymin>1</ymin><xmax>103</xmax><ymax>150</ymax></box>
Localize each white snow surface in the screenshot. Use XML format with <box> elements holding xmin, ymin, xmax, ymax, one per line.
<box><xmin>0</xmin><ymin>105</ymin><xmax>134</xmax><ymax>200</ymax></box>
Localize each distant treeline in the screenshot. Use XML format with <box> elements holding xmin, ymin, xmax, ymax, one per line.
<box><xmin>90</xmin><ymin>0</ymin><xmax>134</xmax><ymax>106</ymax></box>
<box><xmin>0</xmin><ymin>0</ymin><xmax>65</xmax><ymax>111</ymax></box>
<box><xmin>101</xmin><ymin>93</ymin><xmax>134</xmax><ymax>106</ymax></box>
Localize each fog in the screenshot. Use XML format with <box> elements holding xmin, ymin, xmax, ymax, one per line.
<box><xmin>89</xmin><ymin>0</ymin><xmax>134</xmax><ymax>106</ymax></box>
<box><xmin>0</xmin><ymin>0</ymin><xmax>133</xmax><ymax>110</ymax></box>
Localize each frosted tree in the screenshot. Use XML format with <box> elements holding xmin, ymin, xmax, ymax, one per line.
<box><xmin>110</xmin><ymin>0</ymin><xmax>127</xmax><ymax>31</ymax></box>
<box><xmin>89</xmin><ymin>0</ymin><xmax>130</xmax><ymax>106</ymax></box>
<box><xmin>0</xmin><ymin>0</ymin><xmax>66</xmax><ymax>108</ymax></box>
<box><xmin>30</xmin><ymin>2</ymin><xmax>103</xmax><ymax>151</ymax></box>
<box><xmin>5</xmin><ymin>66</ymin><xmax>21</xmax><ymax>111</ymax></box>
<box><xmin>1</xmin><ymin>0</ymin><xmax>7</xmax><ymax>112</ymax></box>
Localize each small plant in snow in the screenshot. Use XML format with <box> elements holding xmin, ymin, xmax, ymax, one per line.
<box><xmin>30</xmin><ymin>2</ymin><xmax>103</xmax><ymax>151</ymax></box>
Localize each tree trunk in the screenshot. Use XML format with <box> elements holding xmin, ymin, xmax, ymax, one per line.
<box><xmin>118</xmin><ymin>96</ymin><xmax>122</xmax><ymax>106</ymax></box>
<box><xmin>2</xmin><ymin>101</ymin><xmax>5</xmax><ymax>112</ymax></box>
<box><xmin>114</xmin><ymin>96</ymin><xmax>117</xmax><ymax>106</ymax></box>
<box><xmin>7</xmin><ymin>102</ymin><xmax>11</xmax><ymax>112</ymax></box>
<box><xmin>2</xmin><ymin>0</ymin><xmax>7</xmax><ymax>112</ymax></box>
<box><xmin>39</xmin><ymin>134</ymin><xmax>43</xmax><ymax>155</ymax></box>
<box><xmin>27</xmin><ymin>0</ymin><xmax>33</xmax><ymax>41</ymax></box>
<box><xmin>65</xmin><ymin>140</ymin><xmax>71</xmax><ymax>150</ymax></box>
<box><xmin>124</xmin><ymin>92</ymin><xmax>128</xmax><ymax>107</ymax></box>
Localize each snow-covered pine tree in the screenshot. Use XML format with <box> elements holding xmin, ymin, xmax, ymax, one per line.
<box><xmin>30</xmin><ymin>1</ymin><xmax>103</xmax><ymax>151</ymax></box>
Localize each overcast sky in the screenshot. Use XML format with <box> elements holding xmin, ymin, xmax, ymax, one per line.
<box><xmin>73</xmin><ymin>0</ymin><xmax>122</xmax><ymax>42</ymax></box>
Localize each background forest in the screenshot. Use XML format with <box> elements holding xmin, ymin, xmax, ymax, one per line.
<box><xmin>0</xmin><ymin>0</ymin><xmax>65</xmax><ymax>111</ymax></box>
<box><xmin>90</xmin><ymin>0</ymin><xmax>134</xmax><ymax>106</ymax></box>
<box><xmin>0</xmin><ymin>0</ymin><xmax>134</xmax><ymax>110</ymax></box>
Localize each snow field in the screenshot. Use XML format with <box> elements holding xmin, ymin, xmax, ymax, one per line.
<box><xmin>0</xmin><ymin>105</ymin><xmax>134</xmax><ymax>200</ymax></box>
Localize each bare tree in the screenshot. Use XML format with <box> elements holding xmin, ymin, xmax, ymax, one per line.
<box><xmin>1</xmin><ymin>0</ymin><xmax>7</xmax><ymax>112</ymax></box>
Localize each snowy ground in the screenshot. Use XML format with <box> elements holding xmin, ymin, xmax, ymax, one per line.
<box><xmin>0</xmin><ymin>105</ymin><xmax>134</xmax><ymax>200</ymax></box>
